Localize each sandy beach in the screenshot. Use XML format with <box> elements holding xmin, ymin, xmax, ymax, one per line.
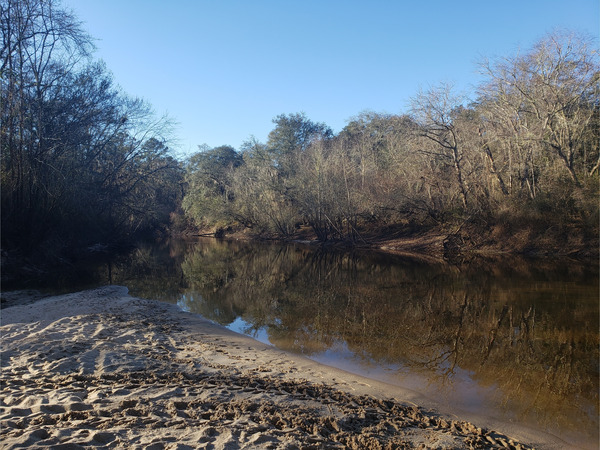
<box><xmin>0</xmin><ymin>286</ymin><xmax>572</xmax><ymax>449</ymax></box>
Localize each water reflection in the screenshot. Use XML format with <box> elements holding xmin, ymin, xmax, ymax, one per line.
<box><xmin>64</xmin><ymin>238</ymin><xmax>600</xmax><ymax>445</ymax></box>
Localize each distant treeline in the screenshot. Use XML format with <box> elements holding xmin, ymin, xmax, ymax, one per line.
<box><xmin>1</xmin><ymin>0</ymin><xmax>598</xmax><ymax>265</ymax></box>
<box><xmin>183</xmin><ymin>30</ymin><xmax>599</xmax><ymax>255</ymax></box>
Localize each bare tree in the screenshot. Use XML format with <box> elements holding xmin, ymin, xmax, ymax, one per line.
<box><xmin>478</xmin><ymin>30</ymin><xmax>599</xmax><ymax>188</ymax></box>
<box><xmin>1</xmin><ymin>0</ymin><xmax>179</xmax><ymax>253</ymax></box>
<box><xmin>411</xmin><ymin>83</ymin><xmax>471</xmax><ymax>210</ymax></box>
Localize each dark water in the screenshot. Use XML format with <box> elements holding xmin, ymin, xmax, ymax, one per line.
<box><xmin>10</xmin><ymin>238</ymin><xmax>599</xmax><ymax>447</ymax></box>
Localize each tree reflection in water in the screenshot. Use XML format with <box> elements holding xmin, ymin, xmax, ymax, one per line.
<box><xmin>110</xmin><ymin>238</ymin><xmax>597</xmax><ymax>445</ymax></box>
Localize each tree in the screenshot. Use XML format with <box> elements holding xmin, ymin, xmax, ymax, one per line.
<box><xmin>214</xmin><ymin>114</ymin><xmax>334</xmax><ymax>238</ymax></box>
<box><xmin>176</xmin><ymin>30</ymin><xmax>598</xmax><ymax>252</ymax></box>
<box><xmin>1</xmin><ymin>0</ymin><xmax>94</xmax><ymax>249</ymax></box>
<box><xmin>338</xmin><ymin>112</ymin><xmax>431</xmax><ymax>224</ymax></box>
<box><xmin>411</xmin><ymin>83</ymin><xmax>471</xmax><ymax>211</ymax></box>
<box><xmin>231</xmin><ymin>138</ymin><xmax>299</xmax><ymax>236</ymax></box>
<box><xmin>266</xmin><ymin>112</ymin><xmax>333</xmax><ymax>176</ymax></box>
<box><xmin>1</xmin><ymin>0</ymin><xmax>178</xmax><ymax>255</ymax></box>
<box><xmin>478</xmin><ymin>30</ymin><xmax>599</xmax><ymax>189</ymax></box>
<box><xmin>292</xmin><ymin>137</ymin><xmax>338</xmax><ymax>240</ymax></box>
<box><xmin>182</xmin><ymin>145</ymin><xmax>242</xmax><ymax>228</ymax></box>
<box><xmin>107</xmin><ymin>137</ymin><xmax>182</xmax><ymax>235</ymax></box>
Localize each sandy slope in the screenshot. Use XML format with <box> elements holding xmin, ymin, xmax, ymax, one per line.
<box><xmin>0</xmin><ymin>286</ymin><xmax>569</xmax><ymax>449</ymax></box>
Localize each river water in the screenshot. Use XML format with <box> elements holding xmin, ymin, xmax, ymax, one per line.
<box><xmin>11</xmin><ymin>237</ymin><xmax>600</xmax><ymax>447</ymax></box>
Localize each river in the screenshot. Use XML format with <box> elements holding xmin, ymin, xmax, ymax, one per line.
<box><xmin>8</xmin><ymin>237</ymin><xmax>599</xmax><ymax>447</ymax></box>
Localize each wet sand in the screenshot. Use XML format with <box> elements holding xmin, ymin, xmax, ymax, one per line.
<box><xmin>0</xmin><ymin>286</ymin><xmax>572</xmax><ymax>449</ymax></box>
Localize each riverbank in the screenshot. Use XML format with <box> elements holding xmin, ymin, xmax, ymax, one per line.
<box><xmin>189</xmin><ymin>219</ymin><xmax>599</xmax><ymax>263</ymax></box>
<box><xmin>3</xmin><ymin>217</ymin><xmax>596</xmax><ymax>291</ymax></box>
<box><xmin>0</xmin><ymin>286</ymin><xmax>572</xmax><ymax>449</ymax></box>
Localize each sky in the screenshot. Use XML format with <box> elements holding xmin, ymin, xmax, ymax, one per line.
<box><xmin>62</xmin><ymin>0</ymin><xmax>599</xmax><ymax>157</ymax></box>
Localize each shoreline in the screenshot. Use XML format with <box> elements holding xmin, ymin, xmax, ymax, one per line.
<box><xmin>185</xmin><ymin>223</ymin><xmax>599</xmax><ymax>263</ymax></box>
<box><xmin>0</xmin><ymin>286</ymin><xmax>575</xmax><ymax>449</ymax></box>
<box><xmin>2</xmin><ymin>227</ymin><xmax>597</xmax><ymax>293</ymax></box>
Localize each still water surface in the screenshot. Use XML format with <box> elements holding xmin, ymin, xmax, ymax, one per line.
<box><xmin>19</xmin><ymin>238</ymin><xmax>600</xmax><ymax>447</ymax></box>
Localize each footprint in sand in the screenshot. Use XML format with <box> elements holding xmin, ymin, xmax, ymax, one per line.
<box><xmin>92</xmin><ymin>432</ymin><xmax>116</xmax><ymax>445</ymax></box>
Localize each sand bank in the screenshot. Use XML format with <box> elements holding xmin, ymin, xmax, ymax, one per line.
<box><xmin>1</xmin><ymin>286</ymin><xmax>570</xmax><ymax>449</ymax></box>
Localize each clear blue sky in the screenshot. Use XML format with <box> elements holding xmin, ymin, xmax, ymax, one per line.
<box><xmin>62</xmin><ymin>0</ymin><xmax>598</xmax><ymax>157</ymax></box>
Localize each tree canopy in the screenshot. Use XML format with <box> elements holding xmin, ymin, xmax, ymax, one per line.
<box><xmin>1</xmin><ymin>0</ymin><xmax>181</xmax><ymax>259</ymax></box>
<box><xmin>1</xmin><ymin>1</ymin><xmax>596</xmax><ymax>263</ymax></box>
<box><xmin>182</xmin><ymin>30</ymin><xmax>598</xmax><ymax>256</ymax></box>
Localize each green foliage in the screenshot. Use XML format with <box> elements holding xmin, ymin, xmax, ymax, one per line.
<box><xmin>266</xmin><ymin>112</ymin><xmax>333</xmax><ymax>177</ymax></box>
<box><xmin>182</xmin><ymin>145</ymin><xmax>241</xmax><ymax>229</ymax></box>
<box><xmin>267</xmin><ymin>112</ymin><xmax>333</xmax><ymax>156</ymax></box>
<box><xmin>230</xmin><ymin>145</ymin><xmax>299</xmax><ymax>236</ymax></box>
